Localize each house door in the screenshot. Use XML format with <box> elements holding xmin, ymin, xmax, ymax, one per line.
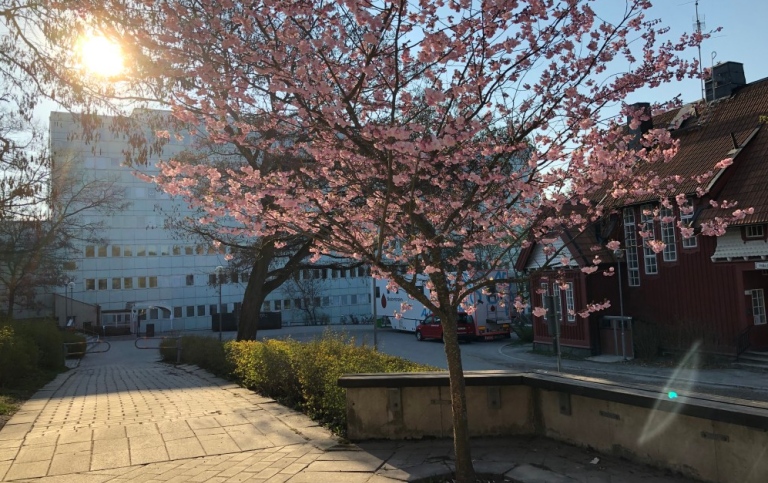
<box><xmin>747</xmin><ymin>287</ymin><xmax>768</xmax><ymax>350</ymax></box>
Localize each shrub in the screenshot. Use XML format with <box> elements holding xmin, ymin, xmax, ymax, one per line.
<box><xmin>162</xmin><ymin>331</ymin><xmax>437</xmax><ymax>435</ymax></box>
<box><xmin>61</xmin><ymin>332</ymin><xmax>87</xmax><ymax>359</ymax></box>
<box><xmin>0</xmin><ymin>318</ymin><xmax>67</xmax><ymax>388</ymax></box>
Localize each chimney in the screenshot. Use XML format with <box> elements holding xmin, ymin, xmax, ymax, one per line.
<box><xmin>705</xmin><ymin>61</ymin><xmax>746</xmax><ymax>102</ymax></box>
<box><xmin>627</xmin><ymin>102</ymin><xmax>653</xmax><ymax>149</ymax></box>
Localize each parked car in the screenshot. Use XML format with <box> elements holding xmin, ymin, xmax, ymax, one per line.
<box><xmin>415</xmin><ymin>313</ymin><xmax>475</xmax><ymax>342</ymax></box>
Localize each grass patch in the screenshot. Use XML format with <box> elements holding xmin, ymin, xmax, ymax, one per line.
<box><xmin>160</xmin><ymin>330</ymin><xmax>439</xmax><ymax>435</ymax></box>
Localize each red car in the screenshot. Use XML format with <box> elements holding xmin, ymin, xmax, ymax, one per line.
<box><xmin>415</xmin><ymin>313</ymin><xmax>475</xmax><ymax>342</ymax></box>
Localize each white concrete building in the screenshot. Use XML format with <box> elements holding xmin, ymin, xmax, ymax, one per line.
<box><xmin>50</xmin><ymin>110</ymin><xmax>372</xmax><ymax>333</ymax></box>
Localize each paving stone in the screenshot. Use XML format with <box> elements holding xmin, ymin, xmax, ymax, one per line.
<box><xmin>48</xmin><ymin>452</ymin><xmax>92</xmax><ymax>476</ymax></box>
<box><xmin>55</xmin><ymin>440</ymin><xmax>92</xmax><ymax>455</ymax></box>
<box><xmin>91</xmin><ymin>449</ymin><xmax>131</xmax><ymax>471</ymax></box>
<box><xmin>165</xmin><ymin>437</ymin><xmax>207</xmax><ymax>460</ymax></box>
<box><xmin>505</xmin><ymin>464</ymin><xmax>577</xmax><ymax>482</ymax></box>
<box><xmin>0</xmin><ymin>447</ymin><xmax>19</xmax><ymax>463</ymax></box>
<box><xmin>131</xmin><ymin>445</ymin><xmax>170</xmax><ymax>465</ymax></box>
<box><xmin>199</xmin><ymin>434</ymin><xmax>242</xmax><ymax>455</ymax></box>
<box><xmin>57</xmin><ymin>429</ymin><xmax>93</xmax><ymax>444</ymax></box>
<box><xmin>93</xmin><ymin>437</ymin><xmax>129</xmax><ymax>454</ymax></box>
<box><xmin>129</xmin><ymin>434</ymin><xmax>165</xmax><ymax>450</ymax></box>
<box><xmin>4</xmin><ymin>460</ymin><xmax>50</xmax><ymax>480</ymax></box>
<box><xmin>14</xmin><ymin>444</ymin><xmax>55</xmax><ymax>463</ymax></box>
<box><xmin>93</xmin><ymin>426</ymin><xmax>127</xmax><ymax>441</ymax></box>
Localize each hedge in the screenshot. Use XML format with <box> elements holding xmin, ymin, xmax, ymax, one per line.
<box><xmin>0</xmin><ymin>318</ymin><xmax>69</xmax><ymax>388</ymax></box>
<box><xmin>160</xmin><ymin>331</ymin><xmax>438</xmax><ymax>434</ymax></box>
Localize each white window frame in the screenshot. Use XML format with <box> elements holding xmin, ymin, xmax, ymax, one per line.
<box><xmin>640</xmin><ymin>204</ymin><xmax>658</xmax><ymax>275</ymax></box>
<box><xmin>746</xmin><ymin>225</ymin><xmax>764</xmax><ymax>239</ymax></box>
<box><xmin>681</xmin><ymin>208</ymin><xmax>697</xmax><ymax>248</ymax></box>
<box><xmin>752</xmin><ymin>289</ymin><xmax>767</xmax><ymax>325</ymax></box>
<box><xmin>623</xmin><ymin>208</ymin><xmax>641</xmax><ymax>286</ymax></box>
<box><xmin>565</xmin><ymin>283</ymin><xmax>575</xmax><ymax>322</ymax></box>
<box><xmin>660</xmin><ymin>207</ymin><xmax>677</xmax><ymax>262</ymax></box>
<box><xmin>553</xmin><ymin>285</ymin><xmax>562</xmax><ymax>323</ymax></box>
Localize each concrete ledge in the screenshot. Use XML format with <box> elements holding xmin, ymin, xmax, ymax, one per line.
<box><xmin>339</xmin><ymin>371</ymin><xmax>768</xmax><ymax>482</ymax></box>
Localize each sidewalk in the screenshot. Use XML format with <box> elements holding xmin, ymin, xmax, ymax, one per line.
<box><xmin>498</xmin><ymin>343</ymin><xmax>768</xmax><ymax>402</ymax></box>
<box><xmin>0</xmin><ymin>340</ymin><xmax>697</xmax><ymax>482</ymax></box>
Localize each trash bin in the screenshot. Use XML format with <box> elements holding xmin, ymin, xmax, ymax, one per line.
<box><xmin>146</xmin><ymin>323</ymin><xmax>155</xmax><ymax>337</ymax></box>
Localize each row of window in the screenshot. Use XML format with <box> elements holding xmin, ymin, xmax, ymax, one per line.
<box><xmin>623</xmin><ymin>204</ymin><xmax>698</xmax><ymax>287</ymax></box>
<box><xmin>98</xmin><ymin>293</ymin><xmax>373</xmax><ymax>325</ymax></box>
<box><xmin>263</xmin><ymin>293</ymin><xmax>371</xmax><ymax>311</ymax></box>
<box><xmin>84</xmin><ymin>244</ymin><xmax>226</xmax><ymax>258</ymax></box>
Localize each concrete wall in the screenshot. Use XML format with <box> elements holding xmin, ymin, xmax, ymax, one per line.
<box><xmin>339</xmin><ymin>372</ymin><xmax>768</xmax><ymax>483</ymax></box>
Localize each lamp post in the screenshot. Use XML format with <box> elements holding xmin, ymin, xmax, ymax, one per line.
<box><xmin>68</xmin><ymin>281</ymin><xmax>75</xmax><ymax>326</ymax></box>
<box><xmin>613</xmin><ymin>249</ymin><xmax>627</xmax><ymax>360</ymax></box>
<box><xmin>216</xmin><ymin>266</ymin><xmax>224</xmax><ymax>342</ymax></box>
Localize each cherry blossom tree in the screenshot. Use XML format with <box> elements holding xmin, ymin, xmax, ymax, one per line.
<box><xmin>46</xmin><ymin>0</ymin><xmax>750</xmax><ymax>480</ymax></box>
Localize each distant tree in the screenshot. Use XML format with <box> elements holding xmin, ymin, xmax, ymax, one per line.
<box><xmin>282</xmin><ymin>270</ymin><xmax>328</xmax><ymax>326</ymax></box>
<box><xmin>0</xmin><ymin>149</ymin><xmax>127</xmax><ymax>317</ymax></box>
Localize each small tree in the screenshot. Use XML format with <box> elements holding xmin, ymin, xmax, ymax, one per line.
<box><xmin>44</xmin><ymin>1</ymin><xmax>743</xmax><ymax>480</ymax></box>
<box><xmin>282</xmin><ymin>269</ymin><xmax>328</xmax><ymax>325</ymax></box>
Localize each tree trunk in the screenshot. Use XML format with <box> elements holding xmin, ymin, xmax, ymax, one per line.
<box><xmin>6</xmin><ymin>289</ymin><xmax>15</xmax><ymax>318</ymax></box>
<box><xmin>236</xmin><ymin>243</ymin><xmax>276</xmax><ymax>340</ymax></box>
<box><xmin>441</xmin><ymin>311</ymin><xmax>475</xmax><ymax>482</ymax></box>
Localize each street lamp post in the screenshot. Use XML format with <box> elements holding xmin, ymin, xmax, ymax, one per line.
<box><xmin>216</xmin><ymin>266</ymin><xmax>224</xmax><ymax>342</ymax></box>
<box><xmin>68</xmin><ymin>281</ymin><xmax>75</xmax><ymax>326</ymax></box>
<box><xmin>613</xmin><ymin>249</ymin><xmax>627</xmax><ymax>360</ymax></box>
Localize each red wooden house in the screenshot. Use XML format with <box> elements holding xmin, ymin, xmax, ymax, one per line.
<box><xmin>516</xmin><ymin>62</ymin><xmax>768</xmax><ymax>358</ymax></box>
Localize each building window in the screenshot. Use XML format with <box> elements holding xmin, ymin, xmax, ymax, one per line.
<box><xmin>85</xmin><ymin>245</ymin><xmax>95</xmax><ymax>257</ymax></box>
<box><xmin>284</xmin><ymin>299</ymin><xmax>291</xmax><ymax>310</ymax></box>
<box><xmin>98</xmin><ymin>245</ymin><xmax>108</xmax><ymax>257</ymax></box>
<box><xmin>112</xmin><ymin>278</ymin><xmax>121</xmax><ymax>290</ymax></box>
<box><xmin>185</xmin><ymin>246</ymin><xmax>194</xmax><ymax>255</ymax></box>
<box><xmin>623</xmin><ymin>208</ymin><xmax>640</xmax><ymax>286</ymax></box>
<box><xmin>565</xmin><ymin>283</ymin><xmax>575</xmax><ymax>322</ymax></box>
<box><xmin>186</xmin><ymin>306</ymin><xmax>195</xmax><ymax>317</ymax></box>
<box><xmin>98</xmin><ymin>279</ymin><xmax>107</xmax><ymax>290</ymax></box>
<box><xmin>197</xmin><ymin>305</ymin><xmax>205</xmax><ymax>316</ymax></box>
<box><xmin>358</xmin><ymin>266</ymin><xmax>366</xmax><ymax>277</ymax></box>
<box><xmin>553</xmin><ymin>286</ymin><xmax>562</xmax><ymax>323</ymax></box>
<box><xmin>149</xmin><ymin>276</ymin><xmax>158</xmax><ymax>288</ymax></box>
<box><xmin>322</xmin><ymin>296</ymin><xmax>329</xmax><ymax>307</ymax></box>
<box><xmin>124</xmin><ymin>277</ymin><xmax>133</xmax><ymax>289</ymax></box>
<box><xmin>262</xmin><ymin>301</ymin><xmax>270</xmax><ymax>312</ymax></box>
<box><xmin>173</xmin><ymin>307</ymin><xmax>182</xmax><ymax>318</ymax></box>
<box><xmin>660</xmin><ymin>207</ymin><xmax>677</xmax><ymax>262</ymax></box>
<box><xmin>173</xmin><ymin>245</ymin><xmax>182</xmax><ymax>256</ymax></box>
<box><xmin>640</xmin><ymin>205</ymin><xmax>658</xmax><ymax>275</ymax></box>
<box><xmin>138</xmin><ymin>277</ymin><xmax>147</xmax><ymax>289</ymax></box>
<box><xmin>160</xmin><ymin>245</ymin><xmax>169</xmax><ymax>256</ymax></box>
<box><xmin>681</xmin><ymin>207</ymin><xmax>697</xmax><ymax>249</ymax></box>
<box><xmin>274</xmin><ymin>300</ymin><xmax>282</xmax><ymax>311</ymax></box>
<box><xmin>63</xmin><ymin>261</ymin><xmax>77</xmax><ymax>270</ymax></box>
<box><xmin>753</xmin><ymin>289</ymin><xmax>767</xmax><ymax>325</ymax></box>
<box><xmin>124</xmin><ymin>246</ymin><xmax>133</xmax><ymax>257</ymax></box>
<box><xmin>746</xmin><ymin>225</ymin><xmax>765</xmax><ymax>239</ymax></box>
<box><xmin>332</xmin><ymin>269</ymin><xmax>338</xmax><ymax>279</ymax></box>
<box><xmin>349</xmin><ymin>268</ymin><xmax>356</xmax><ymax>278</ymax></box>
<box><xmin>111</xmin><ymin>245</ymin><xmax>121</xmax><ymax>257</ymax></box>
<box><xmin>85</xmin><ymin>279</ymin><xmax>95</xmax><ymax>291</ymax></box>
<box><xmin>137</xmin><ymin>246</ymin><xmax>146</xmax><ymax>256</ymax></box>
<box><xmin>149</xmin><ymin>308</ymin><xmax>158</xmax><ymax>319</ymax></box>
<box><xmin>295</xmin><ymin>298</ymin><xmax>302</xmax><ymax>309</ymax></box>
<box><xmin>210</xmin><ymin>304</ymin><xmax>218</xmax><ymax>315</ymax></box>
<box><xmin>351</xmin><ymin>294</ymin><xmax>358</xmax><ymax>304</ymax></box>
<box><xmin>209</xmin><ymin>274</ymin><xmax>217</xmax><ymax>285</ymax></box>
<box><xmin>186</xmin><ymin>274</ymin><xmax>194</xmax><ymax>286</ymax></box>
<box><xmin>314</xmin><ymin>297</ymin><xmax>321</xmax><ymax>307</ymax></box>
<box><xmin>148</xmin><ymin>245</ymin><xmax>157</xmax><ymax>256</ymax></box>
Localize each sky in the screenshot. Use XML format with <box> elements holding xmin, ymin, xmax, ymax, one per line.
<box><xmin>621</xmin><ymin>0</ymin><xmax>768</xmax><ymax>106</ymax></box>
<box><xmin>35</xmin><ymin>0</ymin><xmax>768</xmax><ymax>124</ymax></box>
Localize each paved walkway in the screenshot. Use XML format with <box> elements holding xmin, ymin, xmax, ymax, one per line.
<box><xmin>0</xmin><ymin>339</ymin><xmax>696</xmax><ymax>482</ymax></box>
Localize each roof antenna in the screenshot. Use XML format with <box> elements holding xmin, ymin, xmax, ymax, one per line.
<box><xmin>694</xmin><ymin>1</ymin><xmax>705</xmax><ymax>101</ymax></box>
<box><xmin>710</xmin><ymin>51</ymin><xmax>717</xmax><ymax>102</ymax></box>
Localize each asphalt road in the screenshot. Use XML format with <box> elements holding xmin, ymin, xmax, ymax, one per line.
<box><xmin>249</xmin><ymin>324</ymin><xmax>768</xmax><ymax>403</ymax></box>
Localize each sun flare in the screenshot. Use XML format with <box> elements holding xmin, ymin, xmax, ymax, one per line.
<box><xmin>78</xmin><ymin>34</ymin><xmax>124</xmax><ymax>78</ymax></box>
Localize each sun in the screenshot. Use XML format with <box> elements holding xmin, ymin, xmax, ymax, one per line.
<box><xmin>77</xmin><ymin>34</ymin><xmax>124</xmax><ymax>78</ymax></box>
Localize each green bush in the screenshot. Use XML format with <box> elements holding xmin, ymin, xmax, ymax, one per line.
<box><xmin>61</xmin><ymin>332</ymin><xmax>87</xmax><ymax>359</ymax></box>
<box><xmin>0</xmin><ymin>319</ymin><xmax>67</xmax><ymax>388</ymax></box>
<box><xmin>160</xmin><ymin>336</ymin><xmax>233</xmax><ymax>376</ymax></box>
<box><xmin>161</xmin><ymin>331</ymin><xmax>437</xmax><ymax>435</ymax></box>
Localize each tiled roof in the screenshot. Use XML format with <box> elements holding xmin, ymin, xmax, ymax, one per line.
<box><xmin>612</xmin><ymin>78</ymin><xmax>768</xmax><ymax>223</ymax></box>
